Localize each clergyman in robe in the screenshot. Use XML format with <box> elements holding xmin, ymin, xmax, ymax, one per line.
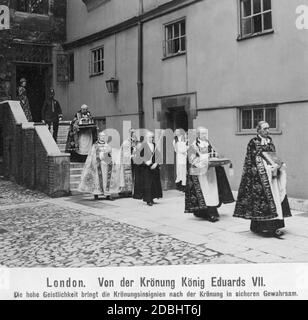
<box><xmin>233</xmin><ymin>121</ymin><xmax>292</xmax><ymax>238</ymax></box>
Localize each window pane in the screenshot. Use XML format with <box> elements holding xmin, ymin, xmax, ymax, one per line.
<box><xmin>31</xmin><ymin>0</ymin><xmax>49</xmax><ymax>14</ymax></box>
<box><xmin>167</xmin><ymin>26</ymin><xmax>173</xmax><ymax>40</ymax></box>
<box><xmin>265</xmin><ymin>108</ymin><xmax>276</xmax><ymax>128</ymax></box>
<box><xmin>174</xmin><ymin>39</ymin><xmax>180</xmax><ymax>53</ymax></box>
<box><xmin>93</xmin><ymin>51</ymin><xmax>97</xmax><ymax>63</ymax></box>
<box><xmin>242</xmin><ymin>110</ymin><xmax>252</xmax><ymax>129</ymax></box>
<box><xmin>167</xmin><ymin>40</ymin><xmax>173</xmax><ymax>55</ymax></box>
<box><xmin>242</xmin><ymin>0</ymin><xmax>251</xmax><ymax>17</ymax></box>
<box><xmin>17</xmin><ymin>0</ymin><xmax>28</xmax><ymax>12</ymax></box>
<box><xmin>263</xmin><ymin>12</ymin><xmax>272</xmax><ymax>30</ymax></box>
<box><xmin>242</xmin><ymin>17</ymin><xmax>252</xmax><ymax>35</ymax></box>
<box><xmin>252</xmin><ymin>14</ymin><xmax>262</xmax><ymax>33</ymax></box>
<box><xmin>253</xmin><ymin>109</ymin><xmax>264</xmax><ymax>128</ymax></box>
<box><xmin>263</xmin><ymin>0</ymin><xmax>271</xmax><ymax>11</ymax></box>
<box><xmin>180</xmin><ymin>37</ymin><xmax>186</xmax><ymax>51</ymax></box>
<box><xmin>174</xmin><ymin>23</ymin><xmax>179</xmax><ymax>38</ymax></box>
<box><xmin>253</xmin><ymin>0</ymin><xmax>261</xmax><ymax>14</ymax></box>
<box><xmin>180</xmin><ymin>21</ymin><xmax>186</xmax><ymax>36</ymax></box>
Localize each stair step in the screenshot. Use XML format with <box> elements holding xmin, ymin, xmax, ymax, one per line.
<box><xmin>70</xmin><ymin>168</ymin><xmax>83</xmax><ymax>174</ymax></box>
<box><xmin>70</xmin><ymin>162</ymin><xmax>85</xmax><ymax>168</ymax></box>
<box><xmin>70</xmin><ymin>183</ymin><xmax>80</xmax><ymax>189</ymax></box>
<box><xmin>70</xmin><ymin>175</ymin><xmax>81</xmax><ymax>182</ymax></box>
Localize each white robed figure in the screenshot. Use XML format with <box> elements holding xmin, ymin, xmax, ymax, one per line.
<box><xmin>173</xmin><ymin>129</ymin><xmax>188</xmax><ymax>191</ymax></box>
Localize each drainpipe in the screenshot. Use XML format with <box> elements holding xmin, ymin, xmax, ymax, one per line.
<box><xmin>137</xmin><ymin>0</ymin><xmax>144</xmax><ymax>128</ymax></box>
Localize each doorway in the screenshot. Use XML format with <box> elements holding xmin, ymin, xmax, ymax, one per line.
<box><xmin>166</xmin><ymin>107</ymin><xmax>189</xmax><ymax>132</ymax></box>
<box><xmin>162</xmin><ymin>106</ymin><xmax>189</xmax><ymax>190</ymax></box>
<box><xmin>15</xmin><ymin>64</ymin><xmax>51</xmax><ymax>122</ymax></box>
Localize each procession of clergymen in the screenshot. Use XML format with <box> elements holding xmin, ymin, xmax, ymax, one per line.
<box><xmin>44</xmin><ymin>100</ymin><xmax>291</xmax><ymax>240</ymax></box>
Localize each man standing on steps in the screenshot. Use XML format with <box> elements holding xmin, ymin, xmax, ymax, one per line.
<box><xmin>41</xmin><ymin>88</ymin><xmax>63</xmax><ymax>143</ymax></box>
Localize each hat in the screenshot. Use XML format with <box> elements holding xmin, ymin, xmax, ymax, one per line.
<box><xmin>20</xmin><ymin>78</ymin><xmax>27</xmax><ymax>83</ymax></box>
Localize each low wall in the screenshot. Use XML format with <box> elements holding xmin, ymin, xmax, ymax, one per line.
<box><xmin>0</xmin><ymin>100</ymin><xmax>70</xmax><ymax>197</ymax></box>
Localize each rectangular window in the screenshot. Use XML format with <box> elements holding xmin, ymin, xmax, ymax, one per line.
<box><xmin>163</xmin><ymin>19</ymin><xmax>186</xmax><ymax>58</ymax></box>
<box><xmin>239</xmin><ymin>105</ymin><xmax>277</xmax><ymax>132</ymax></box>
<box><xmin>90</xmin><ymin>47</ymin><xmax>104</xmax><ymax>76</ymax></box>
<box><xmin>16</xmin><ymin>0</ymin><xmax>49</xmax><ymax>15</ymax></box>
<box><xmin>239</xmin><ymin>0</ymin><xmax>272</xmax><ymax>38</ymax></box>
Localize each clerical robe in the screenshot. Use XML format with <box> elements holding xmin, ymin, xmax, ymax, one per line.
<box><xmin>233</xmin><ymin>136</ymin><xmax>291</xmax><ymax>233</ymax></box>
<box><xmin>185</xmin><ymin>140</ymin><xmax>234</xmax><ymax>220</ymax></box>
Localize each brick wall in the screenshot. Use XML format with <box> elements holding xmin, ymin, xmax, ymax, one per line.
<box><xmin>1</xmin><ymin>100</ymin><xmax>70</xmax><ymax>197</ymax></box>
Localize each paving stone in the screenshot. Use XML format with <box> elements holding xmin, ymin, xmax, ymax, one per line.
<box><xmin>1</xmin><ymin>178</ymin><xmax>308</xmax><ymax>267</ymax></box>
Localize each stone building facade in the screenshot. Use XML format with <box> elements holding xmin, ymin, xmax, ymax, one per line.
<box><xmin>63</xmin><ymin>0</ymin><xmax>308</xmax><ymax>199</ymax></box>
<box><xmin>0</xmin><ymin>0</ymin><xmax>66</xmax><ymax>159</ymax></box>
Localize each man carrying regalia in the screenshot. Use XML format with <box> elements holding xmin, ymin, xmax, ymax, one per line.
<box><xmin>185</xmin><ymin>127</ymin><xmax>234</xmax><ymax>222</ymax></box>
<box><xmin>66</xmin><ymin>104</ymin><xmax>97</xmax><ymax>162</ymax></box>
<box><xmin>233</xmin><ymin>121</ymin><xmax>292</xmax><ymax>238</ymax></box>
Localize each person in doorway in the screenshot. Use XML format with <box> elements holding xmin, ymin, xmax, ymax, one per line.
<box><xmin>233</xmin><ymin>121</ymin><xmax>292</xmax><ymax>238</ymax></box>
<box><xmin>17</xmin><ymin>78</ymin><xmax>33</xmax><ymax>122</ymax></box>
<box><xmin>173</xmin><ymin>129</ymin><xmax>188</xmax><ymax>192</ymax></box>
<box><xmin>133</xmin><ymin>131</ymin><xmax>163</xmax><ymax>206</ymax></box>
<box><xmin>185</xmin><ymin>127</ymin><xmax>234</xmax><ymax>222</ymax></box>
<box><xmin>65</xmin><ymin>104</ymin><xmax>97</xmax><ymax>162</ymax></box>
<box><xmin>41</xmin><ymin>88</ymin><xmax>63</xmax><ymax>143</ymax></box>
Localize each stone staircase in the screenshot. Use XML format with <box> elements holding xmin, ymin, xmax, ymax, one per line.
<box><xmin>69</xmin><ymin>162</ymin><xmax>84</xmax><ymax>194</ymax></box>
<box><xmin>55</xmin><ymin>121</ymin><xmax>84</xmax><ymax>195</ymax></box>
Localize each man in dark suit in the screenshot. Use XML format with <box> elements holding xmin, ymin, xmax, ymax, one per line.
<box><xmin>42</xmin><ymin>88</ymin><xmax>63</xmax><ymax>142</ymax></box>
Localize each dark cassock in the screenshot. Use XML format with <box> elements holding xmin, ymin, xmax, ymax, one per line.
<box><xmin>133</xmin><ymin>133</ymin><xmax>163</xmax><ymax>206</ymax></box>
<box><xmin>41</xmin><ymin>89</ymin><xmax>63</xmax><ymax>143</ymax></box>
<box><xmin>185</xmin><ymin>128</ymin><xmax>234</xmax><ymax>222</ymax></box>
<box><xmin>65</xmin><ymin>104</ymin><xmax>97</xmax><ymax>162</ymax></box>
<box><xmin>233</xmin><ymin>126</ymin><xmax>291</xmax><ymax>238</ymax></box>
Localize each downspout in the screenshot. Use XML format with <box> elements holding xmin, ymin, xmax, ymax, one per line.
<box><xmin>137</xmin><ymin>0</ymin><xmax>144</xmax><ymax>128</ymax></box>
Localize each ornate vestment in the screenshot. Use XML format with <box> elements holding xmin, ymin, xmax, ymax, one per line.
<box><xmin>233</xmin><ymin>136</ymin><xmax>292</xmax><ymax>221</ymax></box>
<box><xmin>185</xmin><ymin>140</ymin><xmax>234</xmax><ymax>215</ymax></box>
<box><xmin>78</xmin><ymin>142</ymin><xmax>122</xmax><ymax>196</ymax></box>
<box><xmin>66</xmin><ymin>110</ymin><xmax>97</xmax><ymax>155</ymax></box>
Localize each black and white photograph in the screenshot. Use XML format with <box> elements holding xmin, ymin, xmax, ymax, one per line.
<box><xmin>0</xmin><ymin>0</ymin><xmax>308</xmax><ymax>303</ymax></box>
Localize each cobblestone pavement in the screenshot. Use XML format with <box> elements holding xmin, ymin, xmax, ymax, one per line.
<box><xmin>0</xmin><ymin>180</ymin><xmax>223</xmax><ymax>268</ymax></box>
<box><xmin>0</xmin><ymin>180</ymin><xmax>48</xmax><ymax>206</ymax></box>
<box><xmin>1</xmin><ymin>178</ymin><xmax>308</xmax><ymax>267</ymax></box>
